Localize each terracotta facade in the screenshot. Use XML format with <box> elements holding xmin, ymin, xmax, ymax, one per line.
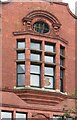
<box><xmin>0</xmin><ymin>1</ymin><xmax>77</xmax><ymax>119</ymax></box>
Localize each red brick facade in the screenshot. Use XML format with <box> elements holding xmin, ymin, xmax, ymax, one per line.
<box><xmin>0</xmin><ymin>1</ymin><xmax>77</xmax><ymax>119</ymax></box>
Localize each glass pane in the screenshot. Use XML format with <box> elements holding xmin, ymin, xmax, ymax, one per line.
<box><xmin>53</xmin><ymin>116</ymin><xmax>63</xmax><ymax>120</ymax></box>
<box><xmin>30</xmin><ymin>65</ymin><xmax>40</xmax><ymax>74</ymax></box>
<box><xmin>17</xmin><ymin>74</ymin><xmax>25</xmax><ymax>86</ymax></box>
<box><xmin>31</xmin><ymin>53</ymin><xmax>40</xmax><ymax>61</ymax></box>
<box><xmin>60</xmin><ymin>79</ymin><xmax>63</xmax><ymax>92</ymax></box>
<box><xmin>33</xmin><ymin>21</ymin><xmax>49</xmax><ymax>34</ymax></box>
<box><xmin>60</xmin><ymin>47</ymin><xmax>64</xmax><ymax>55</ymax></box>
<box><xmin>1</xmin><ymin>112</ymin><xmax>12</xmax><ymax>119</ymax></box>
<box><xmin>30</xmin><ymin>42</ymin><xmax>41</xmax><ymax>50</ymax></box>
<box><xmin>30</xmin><ymin>74</ymin><xmax>40</xmax><ymax>87</ymax></box>
<box><xmin>60</xmin><ymin>58</ymin><xmax>64</xmax><ymax>66</ymax></box>
<box><xmin>17</xmin><ymin>64</ymin><xmax>25</xmax><ymax>73</ymax></box>
<box><xmin>44</xmin><ymin>76</ymin><xmax>54</xmax><ymax>89</ymax></box>
<box><xmin>45</xmin><ymin>44</ymin><xmax>54</xmax><ymax>52</ymax></box>
<box><xmin>17</xmin><ymin>53</ymin><xmax>25</xmax><ymax>60</ymax></box>
<box><xmin>45</xmin><ymin>67</ymin><xmax>54</xmax><ymax>76</ymax></box>
<box><xmin>17</xmin><ymin>41</ymin><xmax>25</xmax><ymax>49</ymax></box>
<box><xmin>60</xmin><ymin>70</ymin><xmax>63</xmax><ymax>79</ymax></box>
<box><xmin>45</xmin><ymin>56</ymin><xmax>54</xmax><ymax>63</ymax></box>
<box><xmin>16</xmin><ymin>113</ymin><xmax>26</xmax><ymax>119</ymax></box>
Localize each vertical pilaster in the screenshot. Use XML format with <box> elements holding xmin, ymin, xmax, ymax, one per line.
<box><xmin>41</xmin><ymin>40</ymin><xmax>45</xmax><ymax>88</ymax></box>
<box><xmin>55</xmin><ymin>41</ymin><xmax>60</xmax><ymax>91</ymax></box>
<box><xmin>25</xmin><ymin>36</ymin><xmax>30</xmax><ymax>87</ymax></box>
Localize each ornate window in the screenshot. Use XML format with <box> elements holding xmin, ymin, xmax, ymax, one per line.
<box><xmin>33</xmin><ymin>21</ymin><xmax>49</xmax><ymax>34</ymax></box>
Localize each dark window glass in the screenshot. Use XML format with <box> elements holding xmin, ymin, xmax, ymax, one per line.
<box><xmin>45</xmin><ymin>44</ymin><xmax>55</xmax><ymax>52</ymax></box>
<box><xmin>60</xmin><ymin>69</ymin><xmax>64</xmax><ymax>92</ymax></box>
<box><xmin>60</xmin><ymin>58</ymin><xmax>64</xmax><ymax>66</ymax></box>
<box><xmin>31</xmin><ymin>53</ymin><xmax>40</xmax><ymax>61</ymax></box>
<box><xmin>60</xmin><ymin>47</ymin><xmax>64</xmax><ymax>55</ymax></box>
<box><xmin>17</xmin><ymin>41</ymin><xmax>25</xmax><ymax>49</ymax></box>
<box><xmin>30</xmin><ymin>41</ymin><xmax>41</xmax><ymax>50</ymax></box>
<box><xmin>33</xmin><ymin>21</ymin><xmax>49</xmax><ymax>34</ymax></box>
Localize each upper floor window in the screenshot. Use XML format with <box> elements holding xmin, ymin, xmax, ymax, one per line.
<box><xmin>16</xmin><ymin>112</ymin><xmax>27</xmax><ymax>119</ymax></box>
<box><xmin>33</xmin><ymin>21</ymin><xmax>49</xmax><ymax>34</ymax></box>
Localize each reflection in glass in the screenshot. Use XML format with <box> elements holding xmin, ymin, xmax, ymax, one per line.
<box><xmin>30</xmin><ymin>65</ymin><xmax>40</xmax><ymax>74</ymax></box>
<box><xmin>45</xmin><ymin>44</ymin><xmax>54</xmax><ymax>52</ymax></box>
<box><xmin>30</xmin><ymin>74</ymin><xmax>40</xmax><ymax>87</ymax></box>
<box><xmin>17</xmin><ymin>41</ymin><xmax>25</xmax><ymax>49</ymax></box>
<box><xmin>31</xmin><ymin>53</ymin><xmax>40</xmax><ymax>61</ymax></box>
<box><xmin>17</xmin><ymin>53</ymin><xmax>25</xmax><ymax>60</ymax></box>
<box><xmin>45</xmin><ymin>56</ymin><xmax>54</xmax><ymax>63</ymax></box>
<box><xmin>16</xmin><ymin>113</ymin><xmax>26</xmax><ymax>119</ymax></box>
<box><xmin>18</xmin><ymin>74</ymin><xmax>25</xmax><ymax>86</ymax></box>
<box><xmin>44</xmin><ymin>76</ymin><xmax>53</xmax><ymax>88</ymax></box>
<box><xmin>45</xmin><ymin>67</ymin><xmax>54</xmax><ymax>76</ymax></box>
<box><xmin>17</xmin><ymin>64</ymin><xmax>25</xmax><ymax>73</ymax></box>
<box><xmin>1</xmin><ymin>112</ymin><xmax>12</xmax><ymax>120</ymax></box>
<box><xmin>30</xmin><ymin>42</ymin><xmax>41</xmax><ymax>50</ymax></box>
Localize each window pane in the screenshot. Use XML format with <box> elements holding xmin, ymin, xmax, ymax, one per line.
<box><xmin>17</xmin><ymin>74</ymin><xmax>25</xmax><ymax>86</ymax></box>
<box><xmin>60</xmin><ymin>47</ymin><xmax>64</xmax><ymax>55</ymax></box>
<box><xmin>1</xmin><ymin>112</ymin><xmax>12</xmax><ymax>119</ymax></box>
<box><xmin>16</xmin><ymin>113</ymin><xmax>26</xmax><ymax>119</ymax></box>
<box><xmin>60</xmin><ymin>58</ymin><xmax>64</xmax><ymax>66</ymax></box>
<box><xmin>53</xmin><ymin>116</ymin><xmax>63</xmax><ymax>120</ymax></box>
<box><xmin>30</xmin><ymin>65</ymin><xmax>40</xmax><ymax>74</ymax></box>
<box><xmin>45</xmin><ymin>56</ymin><xmax>54</xmax><ymax>63</ymax></box>
<box><xmin>45</xmin><ymin>44</ymin><xmax>54</xmax><ymax>52</ymax></box>
<box><xmin>30</xmin><ymin>42</ymin><xmax>41</xmax><ymax>50</ymax></box>
<box><xmin>17</xmin><ymin>41</ymin><xmax>25</xmax><ymax>49</ymax></box>
<box><xmin>60</xmin><ymin>79</ymin><xmax>63</xmax><ymax>92</ymax></box>
<box><xmin>17</xmin><ymin>53</ymin><xmax>25</xmax><ymax>60</ymax></box>
<box><xmin>60</xmin><ymin>69</ymin><xmax>63</xmax><ymax>79</ymax></box>
<box><xmin>44</xmin><ymin>76</ymin><xmax>54</xmax><ymax>89</ymax></box>
<box><xmin>45</xmin><ymin>67</ymin><xmax>54</xmax><ymax>76</ymax></box>
<box><xmin>17</xmin><ymin>64</ymin><xmax>25</xmax><ymax>73</ymax></box>
<box><xmin>31</xmin><ymin>53</ymin><xmax>40</xmax><ymax>61</ymax></box>
<box><xmin>30</xmin><ymin>74</ymin><xmax>40</xmax><ymax>87</ymax></box>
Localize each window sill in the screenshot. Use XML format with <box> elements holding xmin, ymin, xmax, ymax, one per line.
<box><xmin>13</xmin><ymin>86</ymin><xmax>68</xmax><ymax>95</ymax></box>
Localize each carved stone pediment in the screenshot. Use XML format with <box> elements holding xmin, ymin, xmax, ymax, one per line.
<box><xmin>22</xmin><ymin>10</ymin><xmax>61</xmax><ymax>36</ymax></box>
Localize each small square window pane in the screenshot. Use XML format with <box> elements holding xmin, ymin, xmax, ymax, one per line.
<box><xmin>17</xmin><ymin>53</ymin><xmax>25</xmax><ymax>60</ymax></box>
<box><xmin>60</xmin><ymin>47</ymin><xmax>64</xmax><ymax>55</ymax></box>
<box><xmin>44</xmin><ymin>76</ymin><xmax>54</xmax><ymax>89</ymax></box>
<box><xmin>1</xmin><ymin>112</ymin><xmax>12</xmax><ymax>119</ymax></box>
<box><xmin>45</xmin><ymin>44</ymin><xmax>54</xmax><ymax>52</ymax></box>
<box><xmin>17</xmin><ymin>64</ymin><xmax>25</xmax><ymax>73</ymax></box>
<box><xmin>45</xmin><ymin>67</ymin><xmax>54</xmax><ymax>76</ymax></box>
<box><xmin>60</xmin><ymin>70</ymin><xmax>63</xmax><ymax>79</ymax></box>
<box><xmin>17</xmin><ymin>42</ymin><xmax>25</xmax><ymax>49</ymax></box>
<box><xmin>30</xmin><ymin>42</ymin><xmax>41</xmax><ymax>50</ymax></box>
<box><xmin>30</xmin><ymin>74</ymin><xmax>40</xmax><ymax>87</ymax></box>
<box><xmin>45</xmin><ymin>56</ymin><xmax>54</xmax><ymax>63</ymax></box>
<box><xmin>16</xmin><ymin>113</ymin><xmax>26</xmax><ymax>119</ymax></box>
<box><xmin>17</xmin><ymin>74</ymin><xmax>25</xmax><ymax>86</ymax></box>
<box><xmin>31</xmin><ymin>53</ymin><xmax>40</xmax><ymax>61</ymax></box>
<box><xmin>30</xmin><ymin>65</ymin><xmax>40</xmax><ymax>74</ymax></box>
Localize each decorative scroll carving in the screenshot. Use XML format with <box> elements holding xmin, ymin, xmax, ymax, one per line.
<box><xmin>22</xmin><ymin>10</ymin><xmax>61</xmax><ymax>35</ymax></box>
